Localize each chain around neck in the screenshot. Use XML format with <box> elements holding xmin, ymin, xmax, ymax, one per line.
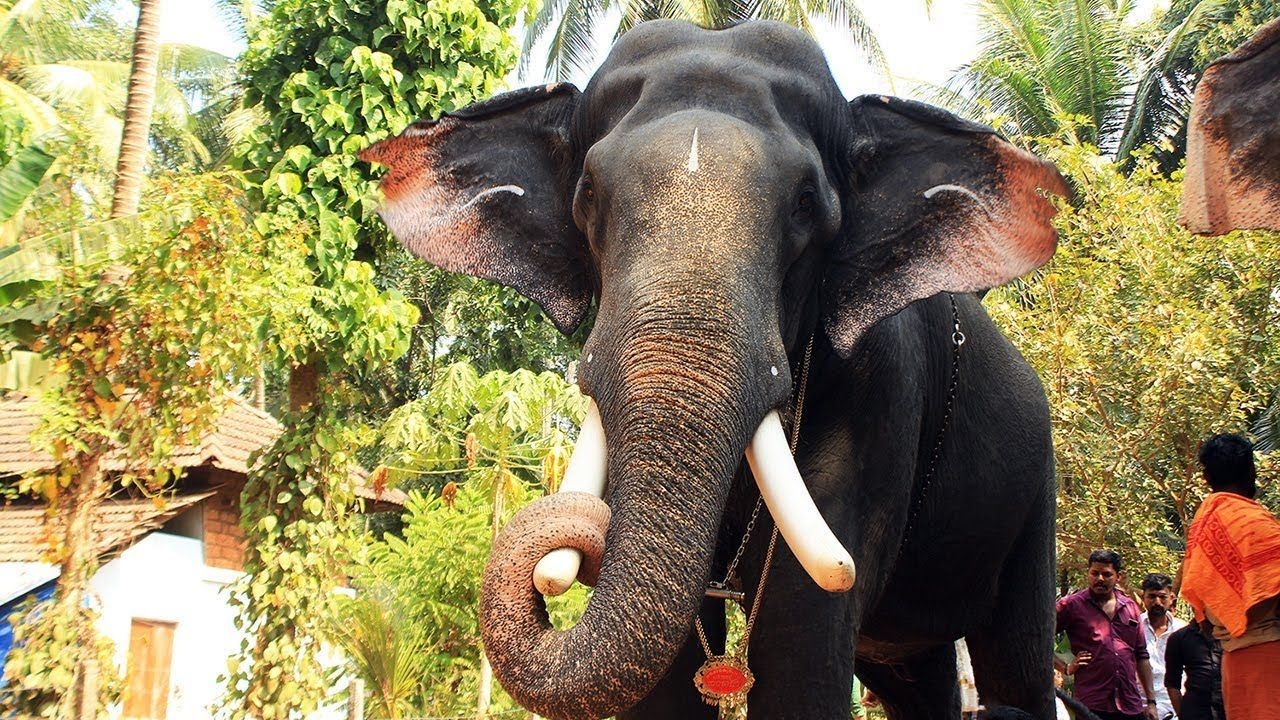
<box><xmin>696</xmin><ymin>334</ymin><xmax>815</xmax><ymax>660</ymax></box>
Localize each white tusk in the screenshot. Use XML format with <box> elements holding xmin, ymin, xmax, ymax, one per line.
<box><xmin>534</xmin><ymin>400</ymin><xmax>608</xmax><ymax>596</ymax></box>
<box><xmin>745</xmin><ymin>411</ymin><xmax>856</xmax><ymax>592</ymax></box>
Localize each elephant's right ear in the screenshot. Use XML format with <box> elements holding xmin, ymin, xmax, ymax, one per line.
<box><xmin>360</xmin><ymin>83</ymin><xmax>592</xmax><ymax>334</ymax></box>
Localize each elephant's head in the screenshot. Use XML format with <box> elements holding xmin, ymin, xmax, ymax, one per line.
<box><xmin>1180</xmin><ymin>15</ymin><xmax>1280</xmax><ymax>235</ymax></box>
<box><xmin>362</xmin><ymin>20</ymin><xmax>1065</xmax><ymax>720</ymax></box>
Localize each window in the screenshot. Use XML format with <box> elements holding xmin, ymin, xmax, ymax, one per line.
<box><xmin>123</xmin><ymin>619</ymin><xmax>174</xmax><ymax>720</ymax></box>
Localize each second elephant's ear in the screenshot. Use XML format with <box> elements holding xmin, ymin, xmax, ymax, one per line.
<box><xmin>824</xmin><ymin>95</ymin><xmax>1067</xmax><ymax>356</ymax></box>
<box><xmin>360</xmin><ymin>84</ymin><xmax>592</xmax><ymax>334</ymax></box>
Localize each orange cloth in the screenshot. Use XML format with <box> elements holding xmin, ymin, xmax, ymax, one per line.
<box><xmin>1220</xmin><ymin>636</ymin><xmax>1280</xmax><ymax>719</ymax></box>
<box><xmin>1181</xmin><ymin>492</ymin><xmax>1280</xmax><ymax>638</ymax></box>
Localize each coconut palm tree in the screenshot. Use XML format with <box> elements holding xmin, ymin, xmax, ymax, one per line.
<box><xmin>523</xmin><ymin>0</ymin><xmax>897</xmax><ymax>81</ymax></box>
<box><xmin>1116</xmin><ymin>0</ymin><xmax>1279</xmax><ymax>170</ymax></box>
<box><xmin>110</xmin><ymin>0</ymin><xmax>161</xmax><ymax>217</ymax></box>
<box><xmin>939</xmin><ymin>0</ymin><xmax>1264</xmax><ymax>166</ymax></box>
<box><xmin>941</xmin><ymin>0</ymin><xmax>1134</xmax><ymax>148</ymax></box>
<box><xmin>3</xmin><ymin>0</ymin><xmax>238</xmax><ymax>203</ymax></box>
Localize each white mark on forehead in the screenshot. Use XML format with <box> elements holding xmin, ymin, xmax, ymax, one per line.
<box><xmin>460</xmin><ymin>184</ymin><xmax>525</xmax><ymax>211</ymax></box>
<box><xmin>923</xmin><ymin>184</ymin><xmax>981</xmax><ymax>202</ymax></box>
<box><xmin>686</xmin><ymin>128</ymin><xmax>700</xmax><ymax>173</ymax></box>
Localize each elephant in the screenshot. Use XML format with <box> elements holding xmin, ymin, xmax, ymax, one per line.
<box><xmin>1180</xmin><ymin>15</ymin><xmax>1280</xmax><ymax>235</ymax></box>
<box><xmin>361</xmin><ymin>19</ymin><xmax>1068</xmax><ymax>720</ymax></box>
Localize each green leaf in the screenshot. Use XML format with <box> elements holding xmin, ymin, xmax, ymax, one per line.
<box><xmin>0</xmin><ymin>144</ymin><xmax>56</xmax><ymax>223</ymax></box>
<box><xmin>275</xmin><ymin>172</ymin><xmax>303</xmax><ymax>197</ymax></box>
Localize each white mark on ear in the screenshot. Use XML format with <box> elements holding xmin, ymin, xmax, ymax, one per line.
<box><xmin>686</xmin><ymin>128</ymin><xmax>700</xmax><ymax>173</ymax></box>
<box><xmin>923</xmin><ymin>184</ymin><xmax>981</xmax><ymax>202</ymax></box>
<box><xmin>770</xmin><ymin>366</ymin><xmax>779</xmax><ymax>376</ymax></box>
<box><xmin>459</xmin><ymin>184</ymin><xmax>525</xmax><ymax>211</ymax></box>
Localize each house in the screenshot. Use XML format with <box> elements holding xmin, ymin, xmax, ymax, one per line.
<box><xmin>0</xmin><ymin>393</ymin><xmax>405</xmax><ymax>719</ymax></box>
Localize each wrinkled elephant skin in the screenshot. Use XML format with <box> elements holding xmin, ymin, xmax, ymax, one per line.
<box><xmin>1180</xmin><ymin>16</ymin><xmax>1280</xmax><ymax>235</ymax></box>
<box><xmin>363</xmin><ymin>20</ymin><xmax>1067</xmax><ymax>720</ymax></box>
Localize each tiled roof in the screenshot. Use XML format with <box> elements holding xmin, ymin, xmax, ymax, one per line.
<box><xmin>0</xmin><ymin>492</ymin><xmax>214</xmax><ymax>563</ymax></box>
<box><xmin>0</xmin><ymin>393</ymin><xmax>406</xmax><ymax>507</ymax></box>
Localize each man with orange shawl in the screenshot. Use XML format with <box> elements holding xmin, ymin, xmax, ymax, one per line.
<box><xmin>1181</xmin><ymin>433</ymin><xmax>1280</xmax><ymax>718</ymax></box>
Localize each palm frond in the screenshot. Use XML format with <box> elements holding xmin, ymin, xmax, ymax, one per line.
<box><xmin>816</xmin><ymin>0</ymin><xmax>889</xmax><ymax>78</ymax></box>
<box><xmin>0</xmin><ymin>76</ymin><xmax>58</xmax><ymax>135</ymax></box>
<box><xmin>544</xmin><ymin>0</ymin><xmax>606</xmax><ymax>81</ymax></box>
<box><xmin>1113</xmin><ymin>0</ymin><xmax>1225</xmax><ymax>162</ymax></box>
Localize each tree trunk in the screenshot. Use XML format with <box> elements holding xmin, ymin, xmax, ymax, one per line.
<box><xmin>288</xmin><ymin>361</ymin><xmax>320</xmax><ymax>413</ymax></box>
<box><xmin>55</xmin><ymin>452</ymin><xmax>108</xmax><ymax>720</ymax></box>
<box><xmin>476</xmin><ymin>482</ymin><xmax>504</xmax><ymax>720</ymax></box>
<box><xmin>110</xmin><ymin>0</ymin><xmax>162</xmax><ymax>218</ymax></box>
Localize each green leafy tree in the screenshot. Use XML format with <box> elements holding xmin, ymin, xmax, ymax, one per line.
<box><xmin>0</xmin><ymin>173</ymin><xmax>289</xmax><ymax>718</ymax></box>
<box><xmin>223</xmin><ymin>0</ymin><xmax>535</xmax><ymax>716</ymax></box>
<box><xmin>352</xmin><ymin>363</ymin><xmax>588</xmax><ymax>716</ymax></box>
<box><xmin>986</xmin><ymin>144</ymin><xmax>1280</xmax><ymax>585</ymax></box>
<box><xmin>368</xmin><ymin>243</ymin><xmax>586</xmax><ymax>410</ymax></box>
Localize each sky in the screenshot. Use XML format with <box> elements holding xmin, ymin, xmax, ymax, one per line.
<box><xmin>155</xmin><ymin>0</ymin><xmax>980</xmax><ymax>98</ymax></box>
<box><xmin>157</xmin><ymin>0</ymin><xmax>1166</xmax><ymax>100</ymax></box>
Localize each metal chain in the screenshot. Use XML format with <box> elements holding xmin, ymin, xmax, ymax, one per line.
<box><xmin>899</xmin><ymin>293</ymin><xmax>964</xmax><ymax>554</ymax></box>
<box><xmin>696</xmin><ymin>335</ymin><xmax>814</xmax><ymax>659</ymax></box>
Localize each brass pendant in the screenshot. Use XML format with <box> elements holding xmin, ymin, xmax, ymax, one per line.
<box><xmin>693</xmin><ymin>655</ymin><xmax>754</xmax><ymax>706</ymax></box>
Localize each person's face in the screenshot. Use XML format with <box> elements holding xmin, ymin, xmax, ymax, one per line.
<box><xmin>1142</xmin><ymin>587</ymin><xmax>1175</xmax><ymax>618</ymax></box>
<box><xmin>1087</xmin><ymin>562</ymin><xmax>1119</xmax><ymax>599</ymax></box>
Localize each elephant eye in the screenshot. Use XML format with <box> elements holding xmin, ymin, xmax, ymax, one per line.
<box><xmin>579</xmin><ymin>177</ymin><xmax>596</xmax><ymax>203</ymax></box>
<box><xmin>793</xmin><ymin>188</ymin><xmax>817</xmax><ymax>221</ymax></box>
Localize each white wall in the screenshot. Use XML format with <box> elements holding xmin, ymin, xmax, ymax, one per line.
<box><xmin>92</xmin><ymin>531</ymin><xmax>241</xmax><ymax>719</ymax></box>
<box><xmin>90</xmin><ymin>531</ymin><xmax>351</xmax><ymax>720</ymax></box>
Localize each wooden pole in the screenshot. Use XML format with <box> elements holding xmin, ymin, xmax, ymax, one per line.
<box><xmin>347</xmin><ymin>678</ymin><xmax>364</xmax><ymax>720</ymax></box>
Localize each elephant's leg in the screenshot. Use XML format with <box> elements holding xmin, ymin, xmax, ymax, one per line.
<box><xmin>855</xmin><ymin>644</ymin><xmax>960</xmax><ymax>720</ymax></box>
<box><xmin>964</xmin><ymin>492</ymin><xmax>1057</xmax><ymax>719</ymax></box>
<box><xmin>619</xmin><ymin>597</ymin><xmax>723</xmax><ymax>720</ymax></box>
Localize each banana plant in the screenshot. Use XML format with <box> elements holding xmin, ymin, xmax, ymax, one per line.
<box><xmin>0</xmin><ymin>141</ymin><xmax>56</xmax><ymax>389</ymax></box>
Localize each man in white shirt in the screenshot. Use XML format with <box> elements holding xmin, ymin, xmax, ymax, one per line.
<box><xmin>1141</xmin><ymin>573</ymin><xmax>1186</xmax><ymax>720</ymax></box>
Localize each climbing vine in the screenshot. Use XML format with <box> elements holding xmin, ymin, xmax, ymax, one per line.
<box><xmin>224</xmin><ymin>0</ymin><xmax>532</xmax><ymax>716</ymax></box>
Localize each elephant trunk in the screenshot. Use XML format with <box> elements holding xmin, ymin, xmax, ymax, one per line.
<box><xmin>480</xmin><ymin>310</ymin><xmax>774</xmax><ymax>720</ymax></box>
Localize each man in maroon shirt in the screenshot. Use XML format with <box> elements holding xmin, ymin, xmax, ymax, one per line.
<box><xmin>1055</xmin><ymin>549</ymin><xmax>1160</xmax><ymax>720</ymax></box>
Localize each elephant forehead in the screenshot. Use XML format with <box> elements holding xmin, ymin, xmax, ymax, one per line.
<box><xmin>580</xmin><ymin>22</ymin><xmax>843</xmax><ymax>143</ymax></box>
<box><xmin>595</xmin><ymin>117</ymin><xmax>777</xmax><ymax>211</ymax></box>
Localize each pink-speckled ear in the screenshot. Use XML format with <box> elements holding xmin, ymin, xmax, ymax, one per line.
<box><xmin>1179</xmin><ymin>17</ymin><xmax>1280</xmax><ymax>236</ymax></box>
<box><xmin>360</xmin><ymin>84</ymin><xmax>592</xmax><ymax>334</ymax></box>
<box><xmin>823</xmin><ymin>96</ymin><xmax>1068</xmax><ymax>356</ymax></box>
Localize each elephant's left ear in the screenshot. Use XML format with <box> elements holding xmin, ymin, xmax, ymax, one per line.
<box><xmin>824</xmin><ymin>95</ymin><xmax>1068</xmax><ymax>356</ymax></box>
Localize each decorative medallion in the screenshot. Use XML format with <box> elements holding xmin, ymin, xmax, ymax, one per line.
<box><xmin>694</xmin><ymin>655</ymin><xmax>755</xmax><ymax>706</ymax></box>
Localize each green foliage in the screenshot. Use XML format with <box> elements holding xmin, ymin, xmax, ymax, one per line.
<box><xmin>0</xmin><ymin>142</ymin><xmax>55</xmax><ymax>225</ymax></box>
<box><xmin>0</xmin><ymin>141</ymin><xmax>56</xmax><ymax>311</ymax></box>
<box><xmin>354</xmin><ymin>486</ymin><xmax>521</xmax><ymax>717</ymax></box>
<box><xmin>374</xmin><ymin>362</ymin><xmax>586</xmax><ymax>495</ymax></box>
<box><xmin>367</xmin><ymin>244</ymin><xmax>584</xmax><ymax>410</ymax></box>
<box><xmin>941</xmin><ymin>0</ymin><xmax>1278</xmax><ymax>168</ymax></box>
<box><xmin>943</xmin><ymin>0</ymin><xmax>1136</xmax><ymax>148</ymax></box>
<box><xmin>987</xmin><ymin>143</ymin><xmax>1280</xmax><ymax>585</ymax></box>
<box><xmin>328</xmin><ymin>589</ymin><xmax>430</xmax><ymax>720</ymax></box>
<box><xmin>225</xmin><ymin>1</ymin><xmax>532</xmax><ymax>717</ymax></box>
<box><xmin>350</xmin><ymin>363</ymin><xmax>588</xmax><ymax>715</ymax></box>
<box><xmin>1118</xmin><ymin>0</ymin><xmax>1280</xmax><ymax>171</ymax></box>
<box><xmin>224</xmin><ymin>405</ymin><xmax>366</xmax><ymax>720</ymax></box>
<box><xmin>520</xmin><ymin>0</ymin><xmax>888</xmax><ymax>82</ymax></box>
<box><xmin>3</xmin><ymin>172</ymin><xmax>279</xmax><ymax>497</ymax></box>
